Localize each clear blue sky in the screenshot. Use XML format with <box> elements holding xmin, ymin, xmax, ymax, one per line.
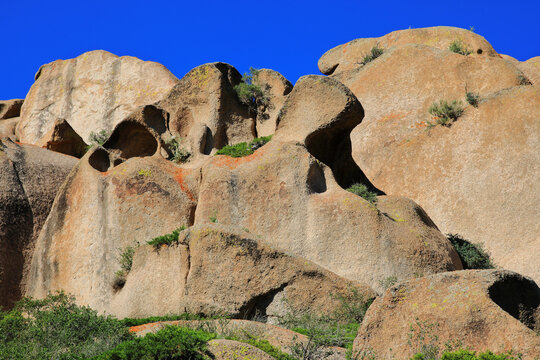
<box><xmin>2</xmin><ymin>0</ymin><xmax>539</xmax><ymax>100</ymax></box>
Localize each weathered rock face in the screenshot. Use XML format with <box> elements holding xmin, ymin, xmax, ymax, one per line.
<box><xmin>26</xmin><ymin>146</ymin><xmax>198</xmax><ymax>312</ymax></box>
<box><xmin>353</xmin><ymin>270</ymin><xmax>540</xmax><ymax>359</ymax></box>
<box><xmin>0</xmin><ymin>117</ymin><xmax>20</xmax><ymax>140</ymax></box>
<box><xmin>0</xmin><ymin>140</ymin><xmax>77</xmax><ymax>309</ymax></box>
<box><xmin>158</xmin><ymin>62</ymin><xmax>255</xmax><ymax>158</ymax></box>
<box><xmin>320</xmin><ymin>31</ymin><xmax>540</xmax><ymax>283</ymax></box>
<box><xmin>319</xmin><ymin>26</ymin><xmax>498</xmax><ymax>75</ymax></box>
<box><xmin>34</xmin><ymin>118</ymin><xmax>87</xmax><ymax>157</ymax></box>
<box><xmin>17</xmin><ymin>50</ymin><xmax>178</xmax><ymax>148</ymax></box>
<box><xmin>252</xmin><ymin>69</ymin><xmax>293</xmax><ymax>137</ymax></box>
<box><xmin>109</xmin><ymin>224</ymin><xmax>374</xmax><ymax>321</ymax></box>
<box><xmin>0</xmin><ymin>99</ymin><xmax>24</xmax><ymax>120</ymax></box>
<box><xmin>516</xmin><ymin>56</ymin><xmax>540</xmax><ymax>85</ymax></box>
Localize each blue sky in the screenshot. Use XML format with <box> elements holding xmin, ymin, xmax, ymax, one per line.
<box><xmin>2</xmin><ymin>0</ymin><xmax>539</xmax><ymax>100</ymax></box>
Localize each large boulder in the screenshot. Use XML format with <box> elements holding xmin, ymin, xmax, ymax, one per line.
<box><xmin>17</xmin><ymin>50</ymin><xmax>178</xmax><ymax>149</ymax></box>
<box><xmin>157</xmin><ymin>62</ymin><xmax>256</xmax><ymax>159</ymax></box>
<box><xmin>109</xmin><ymin>224</ymin><xmax>374</xmax><ymax>321</ymax></box>
<box><xmin>0</xmin><ymin>99</ymin><xmax>23</xmax><ymax>120</ymax></box>
<box><xmin>252</xmin><ymin>68</ymin><xmax>293</xmax><ymax>137</ymax></box>
<box><xmin>319</xmin><ymin>26</ymin><xmax>498</xmax><ymax>75</ymax></box>
<box><xmin>195</xmin><ymin>75</ymin><xmax>462</xmax><ymax>292</ymax></box>
<box><xmin>320</xmin><ymin>32</ymin><xmax>540</xmax><ymax>282</ymax></box>
<box><xmin>0</xmin><ymin>140</ymin><xmax>77</xmax><ymax>309</ymax></box>
<box><xmin>353</xmin><ymin>270</ymin><xmax>540</xmax><ymax>359</ymax></box>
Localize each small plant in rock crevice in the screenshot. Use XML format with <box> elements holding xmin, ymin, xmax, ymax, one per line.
<box><xmin>361</xmin><ymin>46</ymin><xmax>384</xmax><ymax>65</ymax></box>
<box><xmin>166</xmin><ymin>136</ymin><xmax>191</xmax><ymax>163</ymax></box>
<box><xmin>428</xmin><ymin>100</ymin><xmax>464</xmax><ymax>127</ymax></box>
<box><xmin>449</xmin><ymin>40</ymin><xmax>472</xmax><ymax>56</ymax></box>
<box><xmin>215</xmin><ymin>135</ymin><xmax>272</xmax><ymax>158</ymax></box>
<box><xmin>465</xmin><ymin>92</ymin><xmax>480</xmax><ymax>107</ymax></box>
<box><xmin>88</xmin><ymin>129</ymin><xmax>111</xmax><ymax>146</ymax></box>
<box><xmin>446</xmin><ymin>233</ymin><xmax>494</xmax><ymax>269</ymax></box>
<box><xmin>234</xmin><ymin>67</ymin><xmax>271</xmax><ymax>118</ymax></box>
<box><xmin>113</xmin><ymin>242</ymin><xmax>139</xmax><ymax>290</ymax></box>
<box><xmin>147</xmin><ymin>226</ymin><xmax>187</xmax><ymax>249</ymax></box>
<box><xmin>346</xmin><ymin>183</ymin><xmax>378</xmax><ymax>204</ymax></box>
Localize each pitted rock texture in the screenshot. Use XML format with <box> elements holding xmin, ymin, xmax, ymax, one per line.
<box><xmin>319</xmin><ymin>26</ymin><xmax>498</xmax><ymax>75</ymax></box>
<box><xmin>252</xmin><ymin>68</ymin><xmax>293</xmax><ymax>137</ymax></box>
<box><xmin>158</xmin><ymin>62</ymin><xmax>255</xmax><ymax>158</ymax></box>
<box><xmin>353</xmin><ymin>270</ymin><xmax>540</xmax><ymax>359</ymax></box>
<box><xmin>0</xmin><ymin>140</ymin><xmax>77</xmax><ymax>309</ymax></box>
<box><xmin>320</xmin><ymin>29</ymin><xmax>539</xmax><ymax>283</ymax></box>
<box><xmin>17</xmin><ymin>50</ymin><xmax>178</xmax><ymax>147</ymax></box>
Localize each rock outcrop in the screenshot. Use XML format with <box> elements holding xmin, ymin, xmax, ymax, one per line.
<box><xmin>157</xmin><ymin>62</ymin><xmax>255</xmax><ymax>158</ymax></box>
<box><xmin>208</xmin><ymin>339</ymin><xmax>275</xmax><ymax>360</ymax></box>
<box><xmin>0</xmin><ymin>99</ymin><xmax>23</xmax><ymax>120</ymax></box>
<box><xmin>0</xmin><ymin>140</ymin><xmax>77</xmax><ymax>309</ymax></box>
<box><xmin>319</xmin><ymin>27</ymin><xmax>540</xmax><ymax>283</ymax></box>
<box><xmin>353</xmin><ymin>270</ymin><xmax>540</xmax><ymax>359</ymax></box>
<box><xmin>16</xmin><ymin>50</ymin><xmax>178</xmax><ymax>151</ymax></box>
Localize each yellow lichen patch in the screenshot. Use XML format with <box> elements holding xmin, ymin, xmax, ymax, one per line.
<box><xmin>138</xmin><ymin>169</ymin><xmax>151</xmax><ymax>176</ymax></box>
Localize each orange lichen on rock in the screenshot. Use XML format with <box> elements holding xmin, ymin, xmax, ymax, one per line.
<box><xmin>211</xmin><ymin>147</ymin><xmax>266</xmax><ymax>170</ymax></box>
<box><xmin>172</xmin><ymin>168</ymin><xmax>195</xmax><ymax>202</ymax></box>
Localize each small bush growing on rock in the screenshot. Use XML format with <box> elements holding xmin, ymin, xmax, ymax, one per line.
<box><xmin>95</xmin><ymin>325</ymin><xmax>215</xmax><ymax>360</ymax></box>
<box><xmin>411</xmin><ymin>349</ymin><xmax>522</xmax><ymax>360</ymax></box>
<box><xmin>379</xmin><ymin>276</ymin><xmax>398</xmax><ymax>290</ymax></box>
<box><xmin>346</xmin><ymin>183</ymin><xmax>378</xmax><ymax>204</ymax></box>
<box><xmin>449</xmin><ymin>40</ymin><xmax>472</xmax><ymax>56</ymax></box>
<box><xmin>428</xmin><ymin>100</ymin><xmax>464</xmax><ymax>127</ymax></box>
<box><xmin>465</xmin><ymin>92</ymin><xmax>480</xmax><ymax>107</ymax></box>
<box><xmin>234</xmin><ymin>67</ymin><xmax>271</xmax><ymax>116</ymax></box>
<box><xmin>215</xmin><ymin>135</ymin><xmax>272</xmax><ymax>157</ymax></box>
<box><xmin>88</xmin><ymin>129</ymin><xmax>110</xmax><ymax>146</ymax></box>
<box><xmin>147</xmin><ymin>226</ymin><xmax>186</xmax><ymax>249</ymax></box>
<box><xmin>113</xmin><ymin>242</ymin><xmax>139</xmax><ymax>290</ymax></box>
<box><xmin>0</xmin><ymin>292</ymin><xmax>132</xmax><ymax>359</ymax></box>
<box><xmin>361</xmin><ymin>46</ymin><xmax>384</xmax><ymax>65</ymax></box>
<box><xmin>447</xmin><ymin>233</ymin><xmax>494</xmax><ymax>269</ymax></box>
<box><xmin>166</xmin><ymin>136</ymin><xmax>191</xmax><ymax>163</ymax></box>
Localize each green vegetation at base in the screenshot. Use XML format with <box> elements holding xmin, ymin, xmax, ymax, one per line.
<box><xmin>361</xmin><ymin>46</ymin><xmax>384</xmax><ymax>65</ymax></box>
<box><xmin>147</xmin><ymin>226</ymin><xmax>187</xmax><ymax>249</ymax></box>
<box><xmin>215</xmin><ymin>135</ymin><xmax>272</xmax><ymax>157</ymax></box>
<box><xmin>411</xmin><ymin>349</ymin><xmax>522</xmax><ymax>360</ymax></box>
<box><xmin>346</xmin><ymin>183</ymin><xmax>378</xmax><ymax>204</ymax></box>
<box><xmin>447</xmin><ymin>233</ymin><xmax>494</xmax><ymax>269</ymax></box>
<box><xmin>0</xmin><ymin>292</ymin><xmax>132</xmax><ymax>360</ymax></box>
<box><xmin>95</xmin><ymin>325</ymin><xmax>214</xmax><ymax>360</ymax></box>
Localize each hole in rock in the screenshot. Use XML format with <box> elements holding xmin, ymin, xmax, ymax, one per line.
<box><xmin>88</xmin><ymin>148</ymin><xmax>111</xmax><ymax>172</ymax></box>
<box><xmin>200</xmin><ymin>126</ymin><xmax>214</xmax><ymax>155</ymax></box>
<box><xmin>307</xmin><ymin>161</ymin><xmax>327</xmax><ymax>193</ymax></box>
<box><xmin>140</xmin><ymin>105</ymin><xmax>168</xmax><ymax>135</ymax></box>
<box><xmin>305</xmin><ymin>128</ymin><xmax>384</xmax><ymax>195</ymax></box>
<box><xmin>488</xmin><ymin>274</ymin><xmax>540</xmax><ymax>330</ymax></box>
<box><xmin>104</xmin><ymin>121</ymin><xmax>158</xmax><ymax>160</ymax></box>
<box><xmin>477</xmin><ymin>49</ymin><xmax>483</xmax><ymax>55</ymax></box>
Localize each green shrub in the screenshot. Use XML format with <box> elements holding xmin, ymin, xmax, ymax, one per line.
<box><xmin>0</xmin><ymin>292</ymin><xmax>132</xmax><ymax>360</ymax></box>
<box><xmin>380</xmin><ymin>276</ymin><xmax>398</xmax><ymax>290</ymax></box>
<box><xmin>428</xmin><ymin>100</ymin><xmax>464</xmax><ymax>126</ymax></box>
<box><xmin>88</xmin><ymin>129</ymin><xmax>111</xmax><ymax>146</ymax></box>
<box><xmin>234</xmin><ymin>67</ymin><xmax>271</xmax><ymax>116</ymax></box>
<box><xmin>412</xmin><ymin>349</ymin><xmax>522</xmax><ymax>360</ymax></box>
<box><xmin>147</xmin><ymin>226</ymin><xmax>187</xmax><ymax>249</ymax></box>
<box><xmin>447</xmin><ymin>234</ymin><xmax>494</xmax><ymax>269</ymax></box>
<box><xmin>331</xmin><ymin>287</ymin><xmax>374</xmax><ymax>323</ymax></box>
<box><xmin>346</xmin><ymin>183</ymin><xmax>378</xmax><ymax>204</ymax></box>
<box><xmin>361</xmin><ymin>46</ymin><xmax>384</xmax><ymax>65</ymax></box>
<box><xmin>113</xmin><ymin>243</ymin><xmax>139</xmax><ymax>290</ymax></box>
<box><xmin>225</xmin><ymin>336</ymin><xmax>296</xmax><ymax>360</ymax></box>
<box><xmin>95</xmin><ymin>325</ymin><xmax>215</xmax><ymax>360</ymax></box>
<box><xmin>465</xmin><ymin>92</ymin><xmax>480</xmax><ymax>107</ymax></box>
<box><xmin>449</xmin><ymin>40</ymin><xmax>472</xmax><ymax>56</ymax></box>
<box><xmin>166</xmin><ymin>137</ymin><xmax>191</xmax><ymax>163</ymax></box>
<box><xmin>215</xmin><ymin>135</ymin><xmax>272</xmax><ymax>158</ymax></box>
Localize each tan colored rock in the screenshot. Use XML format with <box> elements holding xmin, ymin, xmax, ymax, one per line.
<box><xmin>0</xmin><ymin>117</ymin><xmax>20</xmax><ymax>140</ymax></box>
<box><xmin>208</xmin><ymin>339</ymin><xmax>275</xmax><ymax>360</ymax></box>
<box><xmin>353</xmin><ymin>270</ymin><xmax>540</xmax><ymax>359</ymax></box>
<box><xmin>158</xmin><ymin>62</ymin><xmax>255</xmax><ymax>158</ymax></box>
<box><xmin>0</xmin><ymin>139</ymin><xmax>77</xmax><ymax>309</ymax></box>
<box><xmin>319</xmin><ymin>26</ymin><xmax>498</xmax><ymax>75</ymax></box>
<box><xmin>517</xmin><ymin>56</ymin><xmax>540</xmax><ymax>85</ymax></box>
<box><xmin>0</xmin><ymin>99</ymin><xmax>23</xmax><ymax>119</ymax></box>
<box><xmin>109</xmin><ymin>224</ymin><xmax>374</xmax><ymax>320</ymax></box>
<box><xmin>17</xmin><ymin>50</ymin><xmax>178</xmax><ymax>146</ymax></box>
<box><xmin>35</xmin><ymin>118</ymin><xmax>87</xmax><ymax>157</ymax></box>
<box><xmin>26</xmin><ymin>140</ymin><xmax>198</xmax><ymax>312</ymax></box>
<box><xmin>252</xmin><ymin>69</ymin><xmax>293</xmax><ymax>137</ymax></box>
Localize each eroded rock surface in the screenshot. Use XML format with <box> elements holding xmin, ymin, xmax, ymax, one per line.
<box><xmin>0</xmin><ymin>140</ymin><xmax>77</xmax><ymax>309</ymax></box>
<box><xmin>0</xmin><ymin>99</ymin><xmax>23</xmax><ymax>120</ymax></box>
<box><xmin>17</xmin><ymin>50</ymin><xmax>178</xmax><ymax>147</ymax></box>
<box><xmin>353</xmin><ymin>270</ymin><xmax>540</xmax><ymax>359</ymax></box>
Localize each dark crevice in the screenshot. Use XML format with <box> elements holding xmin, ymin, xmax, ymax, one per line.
<box><xmin>307</xmin><ymin>161</ymin><xmax>327</xmax><ymax>194</ymax></box>
<box><xmin>89</xmin><ymin>148</ymin><xmax>111</xmax><ymax>172</ymax></box>
<box><xmin>104</xmin><ymin>121</ymin><xmax>158</xmax><ymax>160</ymax></box>
<box><xmin>237</xmin><ymin>284</ymin><xmax>288</xmax><ymax>321</ymax></box>
<box><xmin>488</xmin><ymin>274</ymin><xmax>540</xmax><ymax>330</ymax></box>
